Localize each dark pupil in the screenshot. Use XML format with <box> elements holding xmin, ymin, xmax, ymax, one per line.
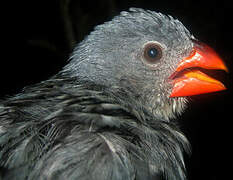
<box><xmin>147</xmin><ymin>48</ymin><xmax>158</xmax><ymax>58</ymax></box>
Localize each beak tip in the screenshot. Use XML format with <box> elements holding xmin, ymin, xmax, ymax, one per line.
<box><xmin>222</xmin><ymin>64</ymin><xmax>229</xmax><ymax>73</ymax></box>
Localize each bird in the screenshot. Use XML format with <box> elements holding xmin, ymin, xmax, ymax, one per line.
<box><xmin>0</xmin><ymin>8</ymin><xmax>228</xmax><ymax>180</ymax></box>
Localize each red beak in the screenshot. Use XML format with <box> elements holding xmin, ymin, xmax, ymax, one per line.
<box><xmin>170</xmin><ymin>42</ymin><xmax>228</xmax><ymax>97</ymax></box>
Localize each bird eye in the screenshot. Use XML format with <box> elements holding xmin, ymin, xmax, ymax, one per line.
<box><xmin>143</xmin><ymin>42</ymin><xmax>163</xmax><ymax>64</ymax></box>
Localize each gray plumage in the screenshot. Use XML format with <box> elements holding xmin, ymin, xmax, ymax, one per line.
<box><xmin>0</xmin><ymin>8</ymin><xmax>193</xmax><ymax>180</ymax></box>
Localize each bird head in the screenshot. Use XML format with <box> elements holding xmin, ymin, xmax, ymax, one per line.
<box><xmin>62</xmin><ymin>8</ymin><xmax>227</xmax><ymax>120</ymax></box>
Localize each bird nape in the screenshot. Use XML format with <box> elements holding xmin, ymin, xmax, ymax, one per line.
<box><xmin>0</xmin><ymin>8</ymin><xmax>227</xmax><ymax>180</ymax></box>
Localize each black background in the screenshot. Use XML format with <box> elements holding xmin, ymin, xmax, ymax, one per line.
<box><xmin>1</xmin><ymin>0</ymin><xmax>233</xmax><ymax>179</ymax></box>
